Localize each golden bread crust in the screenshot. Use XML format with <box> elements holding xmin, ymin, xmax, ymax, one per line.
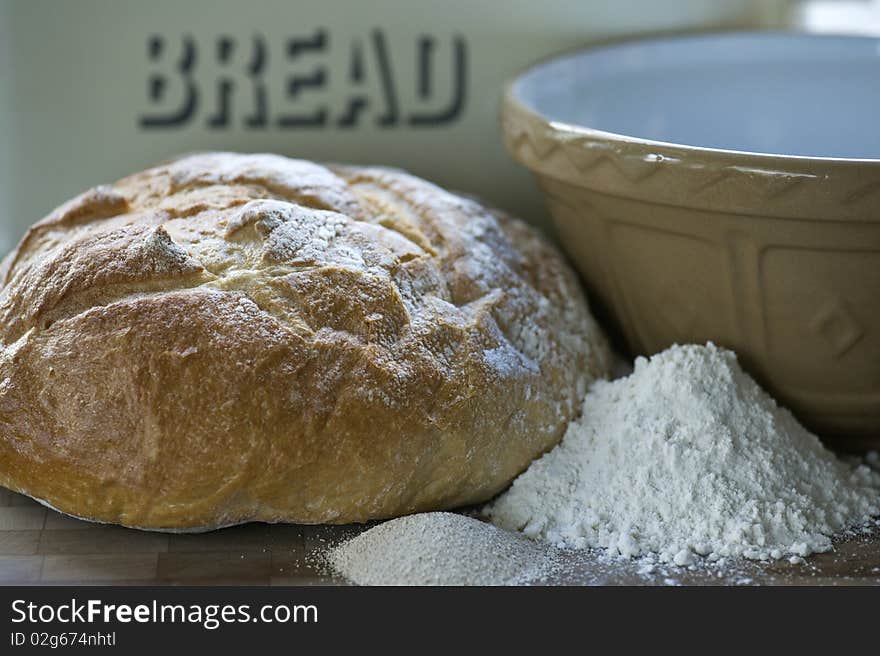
<box><xmin>0</xmin><ymin>153</ymin><xmax>609</xmax><ymax>529</ymax></box>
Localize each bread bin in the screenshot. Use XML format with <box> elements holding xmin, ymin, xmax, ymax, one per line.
<box><xmin>0</xmin><ymin>0</ymin><xmax>784</xmax><ymax>254</ymax></box>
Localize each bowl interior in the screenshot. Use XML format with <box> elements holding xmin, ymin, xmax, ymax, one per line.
<box><xmin>514</xmin><ymin>33</ymin><xmax>880</xmax><ymax>159</ymax></box>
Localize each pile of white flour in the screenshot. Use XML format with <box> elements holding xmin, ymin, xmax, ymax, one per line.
<box><xmin>486</xmin><ymin>343</ymin><xmax>880</xmax><ymax>565</ymax></box>
<box><xmin>329</xmin><ymin>512</ymin><xmax>558</xmax><ymax>585</ymax></box>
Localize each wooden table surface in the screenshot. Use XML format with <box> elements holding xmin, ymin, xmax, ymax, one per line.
<box><xmin>1</xmin><ymin>487</ymin><xmax>877</xmax><ymax>586</ymax></box>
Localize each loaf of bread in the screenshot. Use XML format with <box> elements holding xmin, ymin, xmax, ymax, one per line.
<box><xmin>0</xmin><ymin>153</ymin><xmax>609</xmax><ymax>530</ymax></box>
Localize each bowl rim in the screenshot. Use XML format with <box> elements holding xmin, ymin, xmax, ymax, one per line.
<box><xmin>508</xmin><ymin>30</ymin><xmax>880</xmax><ymax>166</ymax></box>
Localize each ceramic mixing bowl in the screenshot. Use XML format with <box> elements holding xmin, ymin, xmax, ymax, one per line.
<box><xmin>502</xmin><ymin>32</ymin><xmax>880</xmax><ymax>448</ymax></box>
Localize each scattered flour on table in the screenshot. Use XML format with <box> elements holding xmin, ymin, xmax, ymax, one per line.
<box><xmin>485</xmin><ymin>343</ymin><xmax>880</xmax><ymax>565</ymax></box>
<box><xmin>329</xmin><ymin>512</ymin><xmax>558</xmax><ymax>585</ymax></box>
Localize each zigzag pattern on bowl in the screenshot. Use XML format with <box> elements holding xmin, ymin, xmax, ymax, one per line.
<box><xmin>502</xmin><ymin>100</ymin><xmax>880</xmax><ymax>215</ymax></box>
